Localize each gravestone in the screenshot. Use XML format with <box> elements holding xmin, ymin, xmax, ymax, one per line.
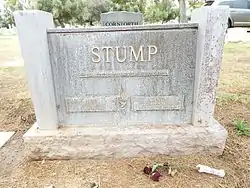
<box><xmin>100</xmin><ymin>11</ymin><xmax>143</xmax><ymax>26</ymax></box>
<box><xmin>14</xmin><ymin>6</ymin><xmax>229</xmax><ymax>159</ymax></box>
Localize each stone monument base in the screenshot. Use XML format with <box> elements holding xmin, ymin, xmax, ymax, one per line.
<box><xmin>24</xmin><ymin>120</ymin><xmax>227</xmax><ymax>160</ymax></box>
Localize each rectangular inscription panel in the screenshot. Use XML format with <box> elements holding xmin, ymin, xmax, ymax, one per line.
<box><xmin>47</xmin><ymin>24</ymin><xmax>198</xmax><ymax>126</ymax></box>
<box><xmin>131</xmin><ymin>96</ymin><xmax>184</xmax><ymax>111</ymax></box>
<box><xmin>66</xmin><ymin>96</ymin><xmax>119</xmax><ymax>112</ymax></box>
<box><xmin>66</xmin><ymin>95</ymin><xmax>183</xmax><ymax>113</ymax></box>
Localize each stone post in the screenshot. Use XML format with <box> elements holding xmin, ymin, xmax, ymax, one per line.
<box><xmin>14</xmin><ymin>10</ymin><xmax>58</xmax><ymax>130</ymax></box>
<box><xmin>191</xmin><ymin>7</ymin><xmax>229</xmax><ymax>126</ymax></box>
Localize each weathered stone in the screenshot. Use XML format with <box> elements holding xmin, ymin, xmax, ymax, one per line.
<box><xmin>100</xmin><ymin>11</ymin><xmax>143</xmax><ymax>26</ymax></box>
<box><xmin>13</xmin><ymin>10</ymin><xmax>57</xmax><ymax>130</ymax></box>
<box><xmin>191</xmin><ymin>7</ymin><xmax>229</xmax><ymax>126</ymax></box>
<box><xmin>14</xmin><ymin>6</ymin><xmax>229</xmax><ymax>159</ymax></box>
<box><xmin>47</xmin><ymin>24</ymin><xmax>197</xmax><ymax>126</ymax></box>
<box><xmin>24</xmin><ymin>120</ymin><xmax>227</xmax><ymax>160</ymax></box>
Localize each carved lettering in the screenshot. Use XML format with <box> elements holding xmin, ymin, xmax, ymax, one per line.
<box><xmin>115</xmin><ymin>46</ymin><xmax>127</xmax><ymax>63</ymax></box>
<box><xmin>130</xmin><ymin>46</ymin><xmax>145</xmax><ymax>62</ymax></box>
<box><xmin>148</xmin><ymin>45</ymin><xmax>158</xmax><ymax>61</ymax></box>
<box><xmin>90</xmin><ymin>45</ymin><xmax>158</xmax><ymax>63</ymax></box>
<box><xmin>91</xmin><ymin>47</ymin><xmax>100</xmax><ymax>63</ymax></box>
<box><xmin>102</xmin><ymin>47</ymin><xmax>113</xmax><ymax>63</ymax></box>
<box><xmin>103</xmin><ymin>22</ymin><xmax>139</xmax><ymax>26</ymax></box>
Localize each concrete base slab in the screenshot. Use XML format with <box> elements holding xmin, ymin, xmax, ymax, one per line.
<box><xmin>23</xmin><ymin>120</ymin><xmax>227</xmax><ymax>160</ymax></box>
<box><xmin>0</xmin><ymin>132</ymin><xmax>15</xmax><ymax>148</ymax></box>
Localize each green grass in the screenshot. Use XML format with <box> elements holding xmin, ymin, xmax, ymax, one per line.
<box><xmin>233</xmin><ymin>119</ymin><xmax>250</xmax><ymax>136</ymax></box>
<box><xmin>216</xmin><ymin>93</ymin><xmax>250</xmax><ymax>105</ymax></box>
<box><xmin>217</xmin><ymin>43</ymin><xmax>250</xmax><ymax>106</ymax></box>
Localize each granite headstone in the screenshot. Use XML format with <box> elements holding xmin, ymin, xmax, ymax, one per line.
<box><xmin>100</xmin><ymin>11</ymin><xmax>143</xmax><ymax>26</ymax></box>
<box><xmin>14</xmin><ymin>7</ymin><xmax>229</xmax><ymax>159</ymax></box>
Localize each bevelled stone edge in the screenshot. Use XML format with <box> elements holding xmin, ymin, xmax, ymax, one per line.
<box><xmin>24</xmin><ymin>120</ymin><xmax>228</xmax><ymax>160</ymax></box>
<box><xmin>47</xmin><ymin>23</ymin><xmax>199</xmax><ymax>34</ymax></box>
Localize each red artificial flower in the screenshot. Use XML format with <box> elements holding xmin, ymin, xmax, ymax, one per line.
<box><xmin>143</xmin><ymin>166</ymin><xmax>152</xmax><ymax>175</ymax></box>
<box><xmin>151</xmin><ymin>171</ymin><xmax>161</xmax><ymax>181</ymax></box>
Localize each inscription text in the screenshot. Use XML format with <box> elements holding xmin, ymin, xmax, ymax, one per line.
<box><xmin>91</xmin><ymin>45</ymin><xmax>158</xmax><ymax>63</ymax></box>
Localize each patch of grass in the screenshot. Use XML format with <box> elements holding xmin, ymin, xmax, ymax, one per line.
<box><xmin>216</xmin><ymin>92</ymin><xmax>250</xmax><ymax>105</ymax></box>
<box><xmin>0</xmin><ymin>66</ymin><xmax>28</xmax><ymax>100</ymax></box>
<box><xmin>233</xmin><ymin>119</ymin><xmax>250</xmax><ymax>136</ymax></box>
<box><xmin>217</xmin><ymin>93</ymin><xmax>241</xmax><ymax>103</ymax></box>
<box><xmin>0</xmin><ymin>36</ymin><xmax>22</xmax><ymax>65</ymax></box>
<box><xmin>218</xmin><ymin>42</ymin><xmax>250</xmax><ymax>106</ymax></box>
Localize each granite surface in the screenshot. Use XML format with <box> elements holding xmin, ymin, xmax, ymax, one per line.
<box><xmin>100</xmin><ymin>11</ymin><xmax>143</xmax><ymax>26</ymax></box>
<box><xmin>14</xmin><ymin>10</ymin><xmax>58</xmax><ymax>129</ymax></box>
<box><xmin>191</xmin><ymin>7</ymin><xmax>229</xmax><ymax>126</ymax></box>
<box><xmin>47</xmin><ymin>24</ymin><xmax>198</xmax><ymax>126</ymax></box>
<box><xmin>14</xmin><ymin>7</ymin><xmax>229</xmax><ymax>159</ymax></box>
<box><xmin>24</xmin><ymin>120</ymin><xmax>227</xmax><ymax>160</ymax></box>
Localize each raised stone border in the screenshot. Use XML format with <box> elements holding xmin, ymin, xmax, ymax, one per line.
<box><xmin>25</xmin><ymin>120</ymin><xmax>227</xmax><ymax>160</ymax></box>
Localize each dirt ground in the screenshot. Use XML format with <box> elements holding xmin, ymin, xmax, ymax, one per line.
<box><xmin>0</xmin><ymin>36</ymin><xmax>249</xmax><ymax>188</ymax></box>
